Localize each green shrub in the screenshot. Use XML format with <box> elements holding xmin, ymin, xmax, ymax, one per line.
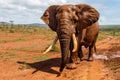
<box><xmin>9</xmin><ymin>29</ymin><xmax>15</xmax><ymax>33</ymax></box>
<box><xmin>33</xmin><ymin>55</ymin><xmax>49</xmax><ymax>61</ymax></box>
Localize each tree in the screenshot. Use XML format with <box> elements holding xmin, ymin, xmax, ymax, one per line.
<box><xmin>10</xmin><ymin>20</ymin><xmax>14</xmax><ymax>27</ymax></box>
<box><xmin>1</xmin><ymin>22</ymin><xmax>5</xmax><ymax>27</ymax></box>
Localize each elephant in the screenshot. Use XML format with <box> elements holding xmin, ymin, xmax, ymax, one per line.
<box><xmin>41</xmin><ymin>4</ymin><xmax>99</xmax><ymax>72</ymax></box>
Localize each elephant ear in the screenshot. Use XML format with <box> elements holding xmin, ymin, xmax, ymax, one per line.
<box><xmin>76</xmin><ymin>4</ymin><xmax>99</xmax><ymax>29</ymax></box>
<box><xmin>41</xmin><ymin>5</ymin><xmax>60</xmax><ymax>31</ymax></box>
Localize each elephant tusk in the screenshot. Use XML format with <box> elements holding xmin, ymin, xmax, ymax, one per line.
<box><xmin>72</xmin><ymin>33</ymin><xmax>78</xmax><ymax>52</ymax></box>
<box><xmin>43</xmin><ymin>35</ymin><xmax>58</xmax><ymax>54</ymax></box>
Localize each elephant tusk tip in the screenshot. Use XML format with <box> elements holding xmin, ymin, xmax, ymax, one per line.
<box><xmin>72</xmin><ymin>49</ymin><xmax>77</xmax><ymax>52</ymax></box>
<box><xmin>42</xmin><ymin>45</ymin><xmax>53</xmax><ymax>55</ymax></box>
<box><xmin>42</xmin><ymin>35</ymin><xmax>58</xmax><ymax>55</ymax></box>
<box><xmin>42</xmin><ymin>52</ymin><xmax>47</xmax><ymax>55</ymax></box>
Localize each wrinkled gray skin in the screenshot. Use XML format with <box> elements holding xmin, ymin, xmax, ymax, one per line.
<box><xmin>41</xmin><ymin>4</ymin><xmax>99</xmax><ymax>72</ymax></box>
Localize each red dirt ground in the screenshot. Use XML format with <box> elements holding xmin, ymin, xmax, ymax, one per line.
<box><xmin>0</xmin><ymin>31</ymin><xmax>120</xmax><ymax>80</ymax></box>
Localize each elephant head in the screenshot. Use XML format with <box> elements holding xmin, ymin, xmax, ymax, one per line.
<box><xmin>41</xmin><ymin>4</ymin><xmax>99</xmax><ymax>72</ymax></box>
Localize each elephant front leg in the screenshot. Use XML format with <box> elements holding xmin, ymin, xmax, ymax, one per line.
<box><xmin>78</xmin><ymin>45</ymin><xmax>84</xmax><ymax>61</ymax></box>
<box><xmin>77</xmin><ymin>33</ymin><xmax>84</xmax><ymax>61</ymax></box>
<box><xmin>66</xmin><ymin>41</ymin><xmax>79</xmax><ymax>69</ymax></box>
<box><xmin>66</xmin><ymin>51</ymin><xmax>78</xmax><ymax>69</ymax></box>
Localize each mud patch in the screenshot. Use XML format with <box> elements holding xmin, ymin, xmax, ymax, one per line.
<box><xmin>93</xmin><ymin>51</ymin><xmax>120</xmax><ymax>60</ymax></box>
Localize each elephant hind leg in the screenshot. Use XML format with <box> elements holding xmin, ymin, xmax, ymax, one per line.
<box><xmin>94</xmin><ymin>44</ymin><xmax>97</xmax><ymax>53</ymax></box>
<box><xmin>87</xmin><ymin>41</ymin><xmax>96</xmax><ymax>61</ymax></box>
<box><xmin>87</xmin><ymin>43</ymin><xmax>97</xmax><ymax>61</ymax></box>
<box><xmin>87</xmin><ymin>34</ymin><xmax>98</xmax><ymax>61</ymax></box>
<box><xmin>87</xmin><ymin>45</ymin><xmax>94</xmax><ymax>61</ymax></box>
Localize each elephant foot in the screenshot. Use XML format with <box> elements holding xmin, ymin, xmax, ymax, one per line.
<box><xmin>87</xmin><ymin>57</ymin><xmax>94</xmax><ymax>61</ymax></box>
<box><xmin>80</xmin><ymin>57</ymin><xmax>84</xmax><ymax>61</ymax></box>
<box><xmin>75</xmin><ymin>58</ymin><xmax>81</xmax><ymax>64</ymax></box>
<box><xmin>59</xmin><ymin>64</ymin><xmax>66</xmax><ymax>72</ymax></box>
<box><xmin>66</xmin><ymin>63</ymin><xmax>77</xmax><ymax>69</ymax></box>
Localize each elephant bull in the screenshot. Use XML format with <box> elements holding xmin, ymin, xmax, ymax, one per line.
<box><xmin>41</xmin><ymin>4</ymin><xmax>99</xmax><ymax>72</ymax></box>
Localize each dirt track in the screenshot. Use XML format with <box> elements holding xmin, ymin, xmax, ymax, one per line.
<box><xmin>0</xmin><ymin>31</ymin><xmax>120</xmax><ymax>80</ymax></box>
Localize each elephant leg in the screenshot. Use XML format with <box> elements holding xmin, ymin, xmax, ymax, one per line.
<box><xmin>87</xmin><ymin>44</ymin><xmax>94</xmax><ymax>61</ymax></box>
<box><xmin>67</xmin><ymin>51</ymin><xmax>78</xmax><ymax>69</ymax></box>
<box><xmin>71</xmin><ymin>39</ymin><xmax>80</xmax><ymax>64</ymax></box>
<box><xmin>94</xmin><ymin>44</ymin><xmax>97</xmax><ymax>54</ymax></box>
<box><xmin>87</xmin><ymin>34</ymin><xmax>98</xmax><ymax>61</ymax></box>
<box><xmin>66</xmin><ymin>40</ymin><xmax>78</xmax><ymax>69</ymax></box>
<box><xmin>78</xmin><ymin>45</ymin><xmax>84</xmax><ymax>61</ymax></box>
<box><xmin>70</xmin><ymin>51</ymin><xmax>80</xmax><ymax>64</ymax></box>
<box><xmin>77</xmin><ymin>33</ymin><xmax>84</xmax><ymax>61</ymax></box>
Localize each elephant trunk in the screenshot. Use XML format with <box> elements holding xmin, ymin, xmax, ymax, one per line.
<box><xmin>59</xmin><ymin>33</ymin><xmax>78</xmax><ymax>72</ymax></box>
<box><xmin>57</xmin><ymin>29</ymin><xmax>78</xmax><ymax>72</ymax></box>
<box><xmin>59</xmin><ymin>37</ymin><xmax>70</xmax><ymax>72</ymax></box>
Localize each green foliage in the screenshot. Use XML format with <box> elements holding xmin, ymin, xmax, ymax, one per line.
<box><xmin>0</xmin><ymin>40</ymin><xmax>8</xmax><ymax>43</ymax></box>
<box><xmin>0</xmin><ymin>38</ymin><xmax>26</xmax><ymax>43</ymax></box>
<box><xmin>0</xmin><ymin>24</ymin><xmax>55</xmax><ymax>40</ymax></box>
<box><xmin>100</xmin><ymin>25</ymin><xmax>120</xmax><ymax>30</ymax></box>
<box><xmin>98</xmin><ymin>29</ymin><xmax>120</xmax><ymax>41</ymax></box>
<box><xmin>7</xmin><ymin>52</ymin><xmax>16</xmax><ymax>58</ymax></box>
<box><xmin>0</xmin><ymin>52</ymin><xmax>17</xmax><ymax>60</ymax></box>
<box><xmin>0</xmin><ymin>24</ymin><xmax>119</xmax><ymax>41</ymax></box>
<box><xmin>33</xmin><ymin>55</ymin><xmax>49</xmax><ymax>61</ymax></box>
<box><xmin>11</xmin><ymin>46</ymin><xmax>35</xmax><ymax>52</ymax></box>
<box><xmin>52</xmin><ymin>44</ymin><xmax>60</xmax><ymax>52</ymax></box>
<box><xmin>19</xmin><ymin>64</ymin><xmax>31</xmax><ymax>70</ymax></box>
<box><xmin>100</xmin><ymin>30</ymin><xmax>120</xmax><ymax>36</ymax></box>
<box><xmin>17</xmin><ymin>61</ymin><xmax>31</xmax><ymax>70</ymax></box>
<box><xmin>12</xmin><ymin>45</ymin><xmax>43</xmax><ymax>52</ymax></box>
<box><xmin>12</xmin><ymin>38</ymin><xmax>26</xmax><ymax>42</ymax></box>
<box><xmin>9</xmin><ymin>29</ymin><xmax>15</xmax><ymax>33</ymax></box>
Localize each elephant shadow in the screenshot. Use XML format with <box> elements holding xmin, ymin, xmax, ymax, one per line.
<box><xmin>17</xmin><ymin>58</ymin><xmax>61</xmax><ymax>75</ymax></box>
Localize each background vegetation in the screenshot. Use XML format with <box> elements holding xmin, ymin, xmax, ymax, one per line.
<box><xmin>0</xmin><ymin>23</ymin><xmax>120</xmax><ymax>40</ymax></box>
